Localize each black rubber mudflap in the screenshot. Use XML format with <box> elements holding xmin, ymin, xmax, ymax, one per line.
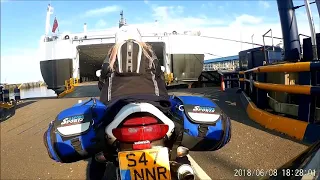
<box><xmin>102</xmin><ymin>162</ymin><xmax>118</xmax><ymax>180</ymax></box>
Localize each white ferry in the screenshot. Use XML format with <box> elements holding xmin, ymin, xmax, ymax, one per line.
<box><xmin>39</xmin><ymin>4</ymin><xmax>217</xmax><ymax>94</ymax></box>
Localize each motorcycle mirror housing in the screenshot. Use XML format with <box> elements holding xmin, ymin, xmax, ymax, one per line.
<box><xmin>177</xmin><ymin>146</ymin><xmax>189</xmax><ymax>157</ymax></box>
<box><xmin>96</xmin><ymin>70</ymin><xmax>102</xmax><ymax>77</ymax></box>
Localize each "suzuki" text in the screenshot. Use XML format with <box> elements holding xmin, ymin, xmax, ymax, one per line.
<box><xmin>61</xmin><ymin>115</ymin><xmax>84</xmax><ymax>125</ymax></box>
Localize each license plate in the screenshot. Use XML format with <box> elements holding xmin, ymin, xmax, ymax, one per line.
<box><xmin>118</xmin><ymin>147</ymin><xmax>171</xmax><ymax>180</ymax></box>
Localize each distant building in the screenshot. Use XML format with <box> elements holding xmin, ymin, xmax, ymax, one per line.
<box><xmin>203</xmin><ymin>55</ymin><xmax>239</xmax><ymax>71</ymax></box>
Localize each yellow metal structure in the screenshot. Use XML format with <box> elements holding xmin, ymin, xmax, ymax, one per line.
<box><xmin>0</xmin><ymin>102</ymin><xmax>14</xmax><ymax>109</ymax></box>
<box><xmin>245</xmin><ymin>95</ymin><xmax>308</xmax><ymax>141</ymax></box>
<box><xmin>238</xmin><ymin>61</ymin><xmax>317</xmax><ymax>95</ymax></box>
<box><xmin>245</xmin><ymin>62</ymin><xmax>311</xmax><ymax>73</ymax></box>
<box><xmin>252</xmin><ymin>81</ymin><xmax>311</xmax><ymax>95</ymax></box>
<box><xmin>164</xmin><ymin>73</ymin><xmax>174</xmax><ymax>85</ymax></box>
<box><xmin>58</xmin><ymin>78</ymin><xmax>76</xmax><ymax>98</ymax></box>
<box><xmin>73</xmin><ymin>78</ymin><xmax>80</xmax><ymax>86</ymax></box>
<box><xmin>18</xmin><ymin>83</ymin><xmax>24</xmax><ymax>89</ymax></box>
<box><xmin>225</xmin><ymin>60</ymin><xmax>320</xmax><ymax>142</ymax></box>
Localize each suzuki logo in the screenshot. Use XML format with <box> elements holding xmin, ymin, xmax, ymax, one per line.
<box><xmin>192</xmin><ymin>106</ymin><xmax>215</xmax><ymax>113</ymax></box>
<box><xmin>61</xmin><ymin>115</ymin><xmax>84</xmax><ymax>126</ymax></box>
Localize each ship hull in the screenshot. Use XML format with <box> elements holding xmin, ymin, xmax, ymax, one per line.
<box><xmin>40</xmin><ymin>59</ymin><xmax>73</xmax><ymax>94</ymax></box>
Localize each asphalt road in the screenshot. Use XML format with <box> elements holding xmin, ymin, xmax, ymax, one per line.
<box><xmin>0</xmin><ymin>86</ymin><xmax>308</xmax><ymax>179</ymax></box>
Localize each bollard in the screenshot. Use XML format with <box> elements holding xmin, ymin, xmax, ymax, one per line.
<box><xmin>220</xmin><ymin>76</ymin><xmax>225</xmax><ymax>92</ymax></box>
<box><xmin>14</xmin><ymin>87</ymin><xmax>21</xmax><ymax>101</ymax></box>
<box><xmin>3</xmin><ymin>89</ymin><xmax>9</xmax><ymax>103</ymax></box>
<box><xmin>0</xmin><ymin>86</ymin><xmax>3</xmax><ymax>102</ymax></box>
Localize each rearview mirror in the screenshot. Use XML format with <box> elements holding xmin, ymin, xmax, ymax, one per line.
<box><xmin>96</xmin><ymin>70</ymin><xmax>101</xmax><ymax>77</ymax></box>
<box><xmin>161</xmin><ymin>66</ymin><xmax>165</xmax><ymax>73</ymax></box>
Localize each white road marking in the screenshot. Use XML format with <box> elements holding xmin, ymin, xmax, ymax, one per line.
<box><xmin>187</xmin><ymin>155</ymin><xmax>212</xmax><ymax>180</ymax></box>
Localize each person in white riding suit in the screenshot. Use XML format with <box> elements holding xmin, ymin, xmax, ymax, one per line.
<box><xmin>91</xmin><ymin>25</ymin><xmax>171</xmax><ymax>180</ymax></box>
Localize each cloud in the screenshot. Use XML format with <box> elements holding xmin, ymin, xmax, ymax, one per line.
<box><xmin>147</xmin><ymin>5</ymin><xmax>261</xmax><ymax>31</ymax></box>
<box><xmin>59</xmin><ymin>19</ymin><xmax>73</xmax><ymax>26</ymax></box>
<box><xmin>57</xmin><ymin>5</ymin><xmax>121</xmax><ymax>30</ymax></box>
<box><xmin>259</xmin><ymin>1</ymin><xmax>270</xmax><ymax>9</ymax></box>
<box><xmin>231</xmin><ymin>14</ymin><xmax>263</xmax><ymax>26</ymax></box>
<box><xmin>1</xmin><ymin>48</ymin><xmax>42</xmax><ymax>84</ymax></box>
<box><xmin>95</xmin><ymin>19</ymin><xmax>107</xmax><ymax>29</ymax></box>
<box><xmin>201</xmin><ymin>2</ymin><xmax>213</xmax><ymax>8</ymax></box>
<box><xmin>296</xmin><ymin>11</ymin><xmax>308</xmax><ymax>22</ymax></box>
<box><xmin>295</xmin><ymin>9</ymin><xmax>320</xmax><ymax>39</ymax></box>
<box><xmin>114</xmin><ymin>4</ymin><xmax>282</xmax><ymax>58</ymax></box>
<box><xmin>135</xmin><ymin>3</ymin><xmax>315</xmax><ymax>58</ymax></box>
<box><xmin>152</xmin><ymin>6</ymin><xmax>184</xmax><ymax>19</ymax></box>
<box><xmin>150</xmin><ymin>5</ymin><xmax>226</xmax><ymax>30</ymax></box>
<box><xmin>3</xmin><ymin>2</ymin><xmax>318</xmax><ymax>84</ymax></box>
<box><xmin>144</xmin><ymin>0</ymin><xmax>149</xmax><ymax>4</ymax></box>
<box><xmin>199</xmin><ymin>13</ymin><xmax>316</xmax><ymax>58</ymax></box>
<box><xmin>83</xmin><ymin>5</ymin><xmax>120</xmax><ymax>17</ymax></box>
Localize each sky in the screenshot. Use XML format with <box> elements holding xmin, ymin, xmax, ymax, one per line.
<box><xmin>1</xmin><ymin>0</ymin><xmax>319</xmax><ymax>84</ymax></box>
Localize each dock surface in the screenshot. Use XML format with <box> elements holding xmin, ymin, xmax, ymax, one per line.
<box><xmin>0</xmin><ymin>86</ymin><xmax>308</xmax><ymax>179</ymax></box>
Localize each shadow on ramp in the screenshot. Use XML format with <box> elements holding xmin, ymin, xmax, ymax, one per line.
<box><xmin>64</xmin><ymin>85</ymin><xmax>100</xmax><ymax>98</ymax></box>
<box><xmin>85</xmin><ymin>157</ymin><xmax>119</xmax><ymax>180</ymax></box>
<box><xmin>23</xmin><ymin>96</ymin><xmax>58</xmax><ymax>100</ymax></box>
<box><xmin>0</xmin><ymin>100</ymin><xmax>37</xmax><ymax>123</ymax></box>
<box><xmin>207</xmin><ymin>152</ymin><xmax>248</xmax><ymax>175</ymax></box>
<box><xmin>16</xmin><ymin>100</ymin><xmax>37</xmax><ymax>110</ymax></box>
<box><xmin>0</xmin><ymin>107</ymin><xmax>16</xmax><ymax>122</ymax></box>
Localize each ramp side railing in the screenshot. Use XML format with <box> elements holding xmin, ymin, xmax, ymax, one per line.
<box><xmin>219</xmin><ymin>62</ymin><xmax>320</xmax><ymax>143</ymax></box>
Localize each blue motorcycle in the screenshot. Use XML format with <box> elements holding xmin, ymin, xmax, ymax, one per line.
<box><xmin>44</xmin><ymin>94</ymin><xmax>231</xmax><ymax>180</ymax></box>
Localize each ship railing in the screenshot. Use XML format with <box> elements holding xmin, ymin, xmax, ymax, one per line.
<box><xmin>219</xmin><ymin>61</ymin><xmax>320</xmax><ymax>143</ymax></box>
<box><xmin>44</xmin><ymin>29</ymin><xmax>202</xmax><ymax>43</ymax></box>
